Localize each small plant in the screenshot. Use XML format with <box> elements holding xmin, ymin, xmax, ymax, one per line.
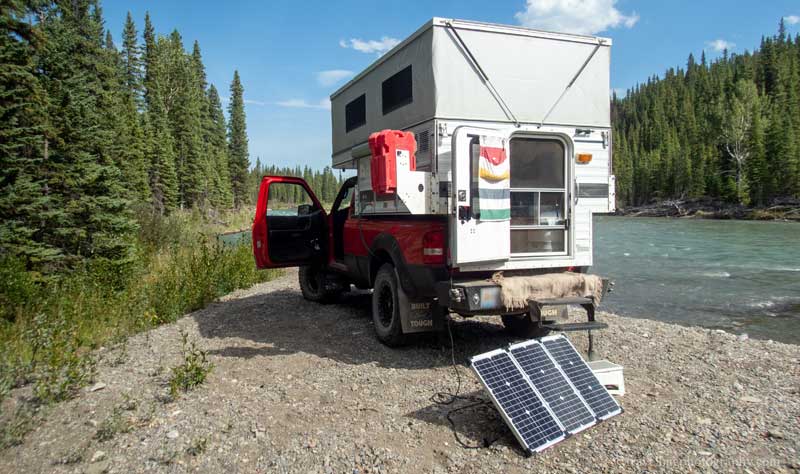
<box><xmin>186</xmin><ymin>437</ymin><xmax>208</xmax><ymax>456</ymax></box>
<box><xmin>94</xmin><ymin>406</ymin><xmax>132</xmax><ymax>442</ymax></box>
<box><xmin>26</xmin><ymin>313</ymin><xmax>95</xmax><ymax>403</ymax></box>
<box><xmin>168</xmin><ymin>331</ymin><xmax>213</xmax><ymax>398</ymax></box>
<box><xmin>0</xmin><ymin>404</ymin><xmax>36</xmax><ymax>449</ymax></box>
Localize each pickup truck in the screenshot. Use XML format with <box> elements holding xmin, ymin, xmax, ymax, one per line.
<box><xmin>251</xmin><ymin>174</ymin><xmax>601</xmax><ymax>346</ymax></box>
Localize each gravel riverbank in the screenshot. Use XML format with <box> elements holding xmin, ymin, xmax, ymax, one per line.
<box><xmin>2</xmin><ymin>269</ymin><xmax>798</xmax><ymax>473</ymax></box>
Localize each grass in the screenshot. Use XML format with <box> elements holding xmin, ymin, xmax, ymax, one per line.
<box><xmin>0</xmin><ymin>206</ymin><xmax>280</xmax><ymax>446</ymax></box>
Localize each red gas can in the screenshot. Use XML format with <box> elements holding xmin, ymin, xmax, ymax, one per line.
<box><xmin>368</xmin><ymin>130</ymin><xmax>416</xmax><ymax>196</ymax></box>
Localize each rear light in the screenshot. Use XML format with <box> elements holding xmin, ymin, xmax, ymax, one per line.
<box><xmin>576</xmin><ymin>153</ymin><xmax>593</xmax><ymax>164</ymax></box>
<box><xmin>423</xmin><ymin>230</ymin><xmax>445</xmax><ymax>265</ymax></box>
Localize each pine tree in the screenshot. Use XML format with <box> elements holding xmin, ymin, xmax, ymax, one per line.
<box><xmin>207</xmin><ymin>84</ymin><xmax>233</xmax><ymax>207</ymax></box>
<box><xmin>121</xmin><ymin>11</ymin><xmax>143</xmax><ymax>108</ymax></box>
<box><xmin>228</xmin><ymin>70</ymin><xmax>249</xmax><ymax>208</ymax></box>
<box><xmin>0</xmin><ymin>0</ymin><xmax>59</xmax><ymax>266</ymax></box>
<box><xmin>35</xmin><ymin>0</ymin><xmax>136</xmax><ymax>269</ymax></box>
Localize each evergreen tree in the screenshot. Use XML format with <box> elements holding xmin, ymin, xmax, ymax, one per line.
<box><xmin>228</xmin><ymin>70</ymin><xmax>249</xmax><ymax>208</ymax></box>
<box><xmin>207</xmin><ymin>84</ymin><xmax>233</xmax><ymax>206</ymax></box>
<box><xmin>121</xmin><ymin>11</ymin><xmax>142</xmax><ymax>108</ymax></box>
<box><xmin>0</xmin><ymin>0</ymin><xmax>58</xmax><ymax>266</ymax></box>
<box><xmin>35</xmin><ymin>0</ymin><xmax>136</xmax><ymax>269</ymax></box>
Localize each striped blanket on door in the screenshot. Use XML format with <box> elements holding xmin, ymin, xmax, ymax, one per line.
<box><xmin>477</xmin><ymin>135</ymin><xmax>510</xmax><ymax>221</ymax></box>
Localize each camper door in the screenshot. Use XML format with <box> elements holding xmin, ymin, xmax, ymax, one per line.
<box><xmin>451</xmin><ymin>127</ymin><xmax>512</xmax><ymax>265</ymax></box>
<box><xmin>451</xmin><ymin>126</ymin><xmax>575</xmax><ymax>268</ymax></box>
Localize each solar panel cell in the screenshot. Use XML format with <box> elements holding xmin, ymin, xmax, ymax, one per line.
<box><xmin>471</xmin><ymin>351</ymin><xmax>565</xmax><ymax>453</ymax></box>
<box><xmin>541</xmin><ymin>336</ymin><xmax>622</xmax><ymax>420</ymax></box>
<box><xmin>509</xmin><ymin>341</ymin><xmax>596</xmax><ymax>434</ymax></box>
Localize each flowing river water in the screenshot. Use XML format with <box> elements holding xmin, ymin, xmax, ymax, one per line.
<box><xmin>593</xmin><ymin>216</ymin><xmax>800</xmax><ymax>344</ymax></box>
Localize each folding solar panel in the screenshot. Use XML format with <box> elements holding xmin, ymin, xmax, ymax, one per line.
<box><xmin>541</xmin><ymin>335</ymin><xmax>622</xmax><ymax>420</ymax></box>
<box><xmin>470</xmin><ymin>349</ymin><xmax>565</xmax><ymax>453</ymax></box>
<box><xmin>509</xmin><ymin>340</ymin><xmax>596</xmax><ymax>434</ymax></box>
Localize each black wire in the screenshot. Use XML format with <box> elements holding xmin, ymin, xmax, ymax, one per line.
<box><xmin>431</xmin><ymin>316</ymin><xmax>501</xmax><ymax>449</ymax></box>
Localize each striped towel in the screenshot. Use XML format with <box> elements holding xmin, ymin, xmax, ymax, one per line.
<box><xmin>477</xmin><ymin>135</ymin><xmax>510</xmax><ymax>221</ymax></box>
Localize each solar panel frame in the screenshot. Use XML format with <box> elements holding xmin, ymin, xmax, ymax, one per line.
<box><xmin>540</xmin><ymin>335</ymin><xmax>622</xmax><ymax>421</ymax></box>
<box><xmin>470</xmin><ymin>349</ymin><xmax>566</xmax><ymax>454</ymax></box>
<box><xmin>508</xmin><ymin>339</ymin><xmax>597</xmax><ymax>435</ymax></box>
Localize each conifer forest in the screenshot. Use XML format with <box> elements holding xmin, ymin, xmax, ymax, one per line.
<box><xmin>612</xmin><ymin>20</ymin><xmax>800</xmax><ymax>207</ymax></box>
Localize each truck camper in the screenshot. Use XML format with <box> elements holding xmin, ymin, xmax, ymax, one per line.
<box><xmin>253</xmin><ymin>18</ymin><xmax>615</xmax><ymax>346</ymax></box>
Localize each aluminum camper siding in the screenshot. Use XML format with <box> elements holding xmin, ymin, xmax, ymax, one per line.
<box><xmin>331</xmin><ymin>18</ymin><xmax>611</xmax><ymax>170</ymax></box>
<box><xmin>330</xmin><ymin>24</ymin><xmax>436</xmax><ymax>169</ymax></box>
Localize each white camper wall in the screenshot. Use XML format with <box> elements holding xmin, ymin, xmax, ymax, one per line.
<box><xmin>431</xmin><ymin>20</ymin><xmax>611</xmax><ymax>128</ymax></box>
<box><xmin>330</xmin><ymin>27</ymin><xmax>436</xmax><ymax>169</ymax></box>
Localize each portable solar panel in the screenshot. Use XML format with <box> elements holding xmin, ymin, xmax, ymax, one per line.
<box><xmin>470</xmin><ymin>349</ymin><xmax>565</xmax><ymax>453</ymax></box>
<box><xmin>541</xmin><ymin>335</ymin><xmax>622</xmax><ymax>420</ymax></box>
<box><xmin>509</xmin><ymin>340</ymin><xmax>596</xmax><ymax>434</ymax></box>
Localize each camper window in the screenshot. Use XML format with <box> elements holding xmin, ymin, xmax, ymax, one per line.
<box><xmin>345</xmin><ymin>94</ymin><xmax>366</xmax><ymax>132</ymax></box>
<box><xmin>382</xmin><ymin>65</ymin><xmax>413</xmax><ymax>115</ymax></box>
<box><xmin>509</xmin><ymin>138</ymin><xmax>568</xmax><ymax>255</ymax></box>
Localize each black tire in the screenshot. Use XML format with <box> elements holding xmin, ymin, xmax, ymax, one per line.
<box><xmin>501</xmin><ymin>314</ymin><xmax>551</xmax><ymax>338</ymax></box>
<box><xmin>371</xmin><ymin>264</ymin><xmax>405</xmax><ymax>346</ymax></box>
<box><xmin>299</xmin><ymin>265</ymin><xmax>340</xmax><ymax>303</ymax></box>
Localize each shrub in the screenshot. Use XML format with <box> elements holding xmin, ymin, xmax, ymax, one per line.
<box><xmin>168</xmin><ymin>331</ymin><xmax>213</xmax><ymax>398</ymax></box>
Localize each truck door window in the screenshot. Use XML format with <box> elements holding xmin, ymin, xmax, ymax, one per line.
<box><xmin>508</xmin><ymin>138</ymin><xmax>567</xmax><ymax>254</ymax></box>
<box><xmin>267</xmin><ymin>183</ymin><xmax>318</xmax><ymax>216</ymax></box>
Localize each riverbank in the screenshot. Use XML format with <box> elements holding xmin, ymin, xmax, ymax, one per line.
<box><xmin>2</xmin><ymin>269</ymin><xmax>797</xmax><ymax>473</ymax></box>
<box><xmin>615</xmin><ymin>197</ymin><xmax>800</xmax><ymax>221</ymax></box>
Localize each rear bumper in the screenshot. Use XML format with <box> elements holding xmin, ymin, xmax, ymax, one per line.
<box><xmin>435</xmin><ymin>277</ymin><xmax>610</xmax><ymax>315</ymax></box>
<box><xmin>435</xmin><ymin>280</ymin><xmax>517</xmax><ymax>315</ymax></box>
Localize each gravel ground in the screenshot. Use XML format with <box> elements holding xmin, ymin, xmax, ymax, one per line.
<box><xmin>1</xmin><ymin>268</ymin><xmax>799</xmax><ymax>474</ymax></box>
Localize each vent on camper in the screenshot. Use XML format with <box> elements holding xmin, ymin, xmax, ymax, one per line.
<box><xmin>417</xmin><ymin>129</ymin><xmax>430</xmax><ymax>153</ymax></box>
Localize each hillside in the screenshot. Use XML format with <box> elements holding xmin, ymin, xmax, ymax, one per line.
<box><xmin>612</xmin><ymin>20</ymin><xmax>800</xmax><ymax>208</ymax></box>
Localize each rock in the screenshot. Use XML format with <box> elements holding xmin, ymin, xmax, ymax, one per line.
<box><xmin>86</xmin><ymin>461</ymin><xmax>109</xmax><ymax>474</ymax></box>
<box><xmin>737</xmin><ymin>334</ymin><xmax>749</xmax><ymax>342</ymax></box>
<box><xmin>697</xmin><ymin>451</ymin><xmax>713</xmax><ymax>456</ymax></box>
<box><xmin>166</xmin><ymin>430</ymin><xmax>179</xmax><ymax>440</ymax></box>
<box><xmin>739</xmin><ymin>396</ymin><xmax>762</xmax><ymax>404</ymax></box>
<box><xmin>767</xmin><ymin>431</ymin><xmax>785</xmax><ymax>440</ymax></box>
<box><xmin>90</xmin><ymin>451</ymin><xmax>106</xmax><ymax>463</ymax></box>
<box><xmin>88</xmin><ymin>382</ymin><xmax>106</xmax><ymax>392</ymax></box>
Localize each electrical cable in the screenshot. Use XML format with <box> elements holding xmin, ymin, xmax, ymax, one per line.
<box><xmin>430</xmin><ymin>316</ymin><xmax>502</xmax><ymax>449</ymax></box>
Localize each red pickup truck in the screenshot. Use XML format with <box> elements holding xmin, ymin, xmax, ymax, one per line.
<box><xmin>251</xmin><ymin>174</ymin><xmax>604</xmax><ymax>346</ymax></box>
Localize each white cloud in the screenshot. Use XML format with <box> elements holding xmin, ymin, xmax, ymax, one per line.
<box><xmin>316</xmin><ymin>69</ymin><xmax>354</xmax><ymax>87</ymax></box>
<box><xmin>515</xmin><ymin>0</ymin><xmax>639</xmax><ymax>35</ymax></box>
<box><xmin>243</xmin><ymin>99</ymin><xmax>268</xmax><ymax>106</ymax></box>
<box><xmin>706</xmin><ymin>39</ymin><xmax>735</xmax><ymax>52</ymax></box>
<box><xmin>339</xmin><ymin>36</ymin><xmax>400</xmax><ymax>54</ymax></box>
<box><xmin>276</xmin><ymin>98</ymin><xmax>331</xmax><ymax>110</ymax></box>
<box><xmin>785</xmin><ymin>15</ymin><xmax>800</xmax><ymax>25</ymax></box>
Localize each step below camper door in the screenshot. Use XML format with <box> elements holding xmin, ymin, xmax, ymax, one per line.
<box><xmin>451</xmin><ymin>127</ymin><xmax>512</xmax><ymax>266</ymax></box>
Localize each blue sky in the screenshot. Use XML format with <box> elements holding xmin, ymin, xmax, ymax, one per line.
<box><xmin>104</xmin><ymin>0</ymin><xmax>800</xmax><ymax>170</ymax></box>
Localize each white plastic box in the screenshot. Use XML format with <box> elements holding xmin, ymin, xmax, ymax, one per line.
<box><xmin>588</xmin><ymin>359</ymin><xmax>625</xmax><ymax>396</ymax></box>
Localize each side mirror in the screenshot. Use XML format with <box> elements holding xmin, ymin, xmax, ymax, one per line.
<box><xmin>297</xmin><ymin>204</ymin><xmax>312</xmax><ymax>216</ymax></box>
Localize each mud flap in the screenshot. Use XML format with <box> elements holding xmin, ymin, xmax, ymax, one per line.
<box><xmin>397</xmin><ymin>279</ymin><xmax>443</xmax><ymax>334</ymax></box>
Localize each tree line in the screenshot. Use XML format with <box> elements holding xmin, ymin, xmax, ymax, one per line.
<box><xmin>246</xmin><ymin>159</ymin><xmax>347</xmax><ymax>205</ymax></box>
<box><xmin>1</xmin><ymin>0</ymin><xmax>251</xmax><ymax>272</ymax></box>
<box><xmin>612</xmin><ymin>20</ymin><xmax>800</xmax><ymax>207</ymax></box>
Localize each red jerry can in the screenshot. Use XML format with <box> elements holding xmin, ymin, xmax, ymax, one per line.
<box><xmin>367</xmin><ymin>130</ymin><xmax>416</xmax><ymax>197</ymax></box>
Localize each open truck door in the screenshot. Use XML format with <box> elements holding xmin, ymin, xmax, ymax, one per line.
<box><xmin>252</xmin><ymin>176</ymin><xmax>327</xmax><ymax>269</ymax></box>
<box><xmin>451</xmin><ymin>127</ymin><xmax>513</xmax><ymax>266</ymax></box>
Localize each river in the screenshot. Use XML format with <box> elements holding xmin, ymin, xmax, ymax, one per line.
<box><xmin>593</xmin><ymin>216</ymin><xmax>800</xmax><ymax>344</ymax></box>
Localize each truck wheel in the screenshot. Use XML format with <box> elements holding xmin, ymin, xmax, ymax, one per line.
<box><xmin>371</xmin><ymin>264</ymin><xmax>405</xmax><ymax>346</ymax></box>
<box><xmin>501</xmin><ymin>314</ymin><xmax>551</xmax><ymax>338</ymax></box>
<box><xmin>299</xmin><ymin>265</ymin><xmax>339</xmax><ymax>303</ymax></box>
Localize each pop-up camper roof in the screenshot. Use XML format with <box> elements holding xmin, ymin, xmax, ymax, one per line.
<box><xmin>330</xmin><ymin>18</ymin><xmax>612</xmax><ymax>169</ymax></box>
